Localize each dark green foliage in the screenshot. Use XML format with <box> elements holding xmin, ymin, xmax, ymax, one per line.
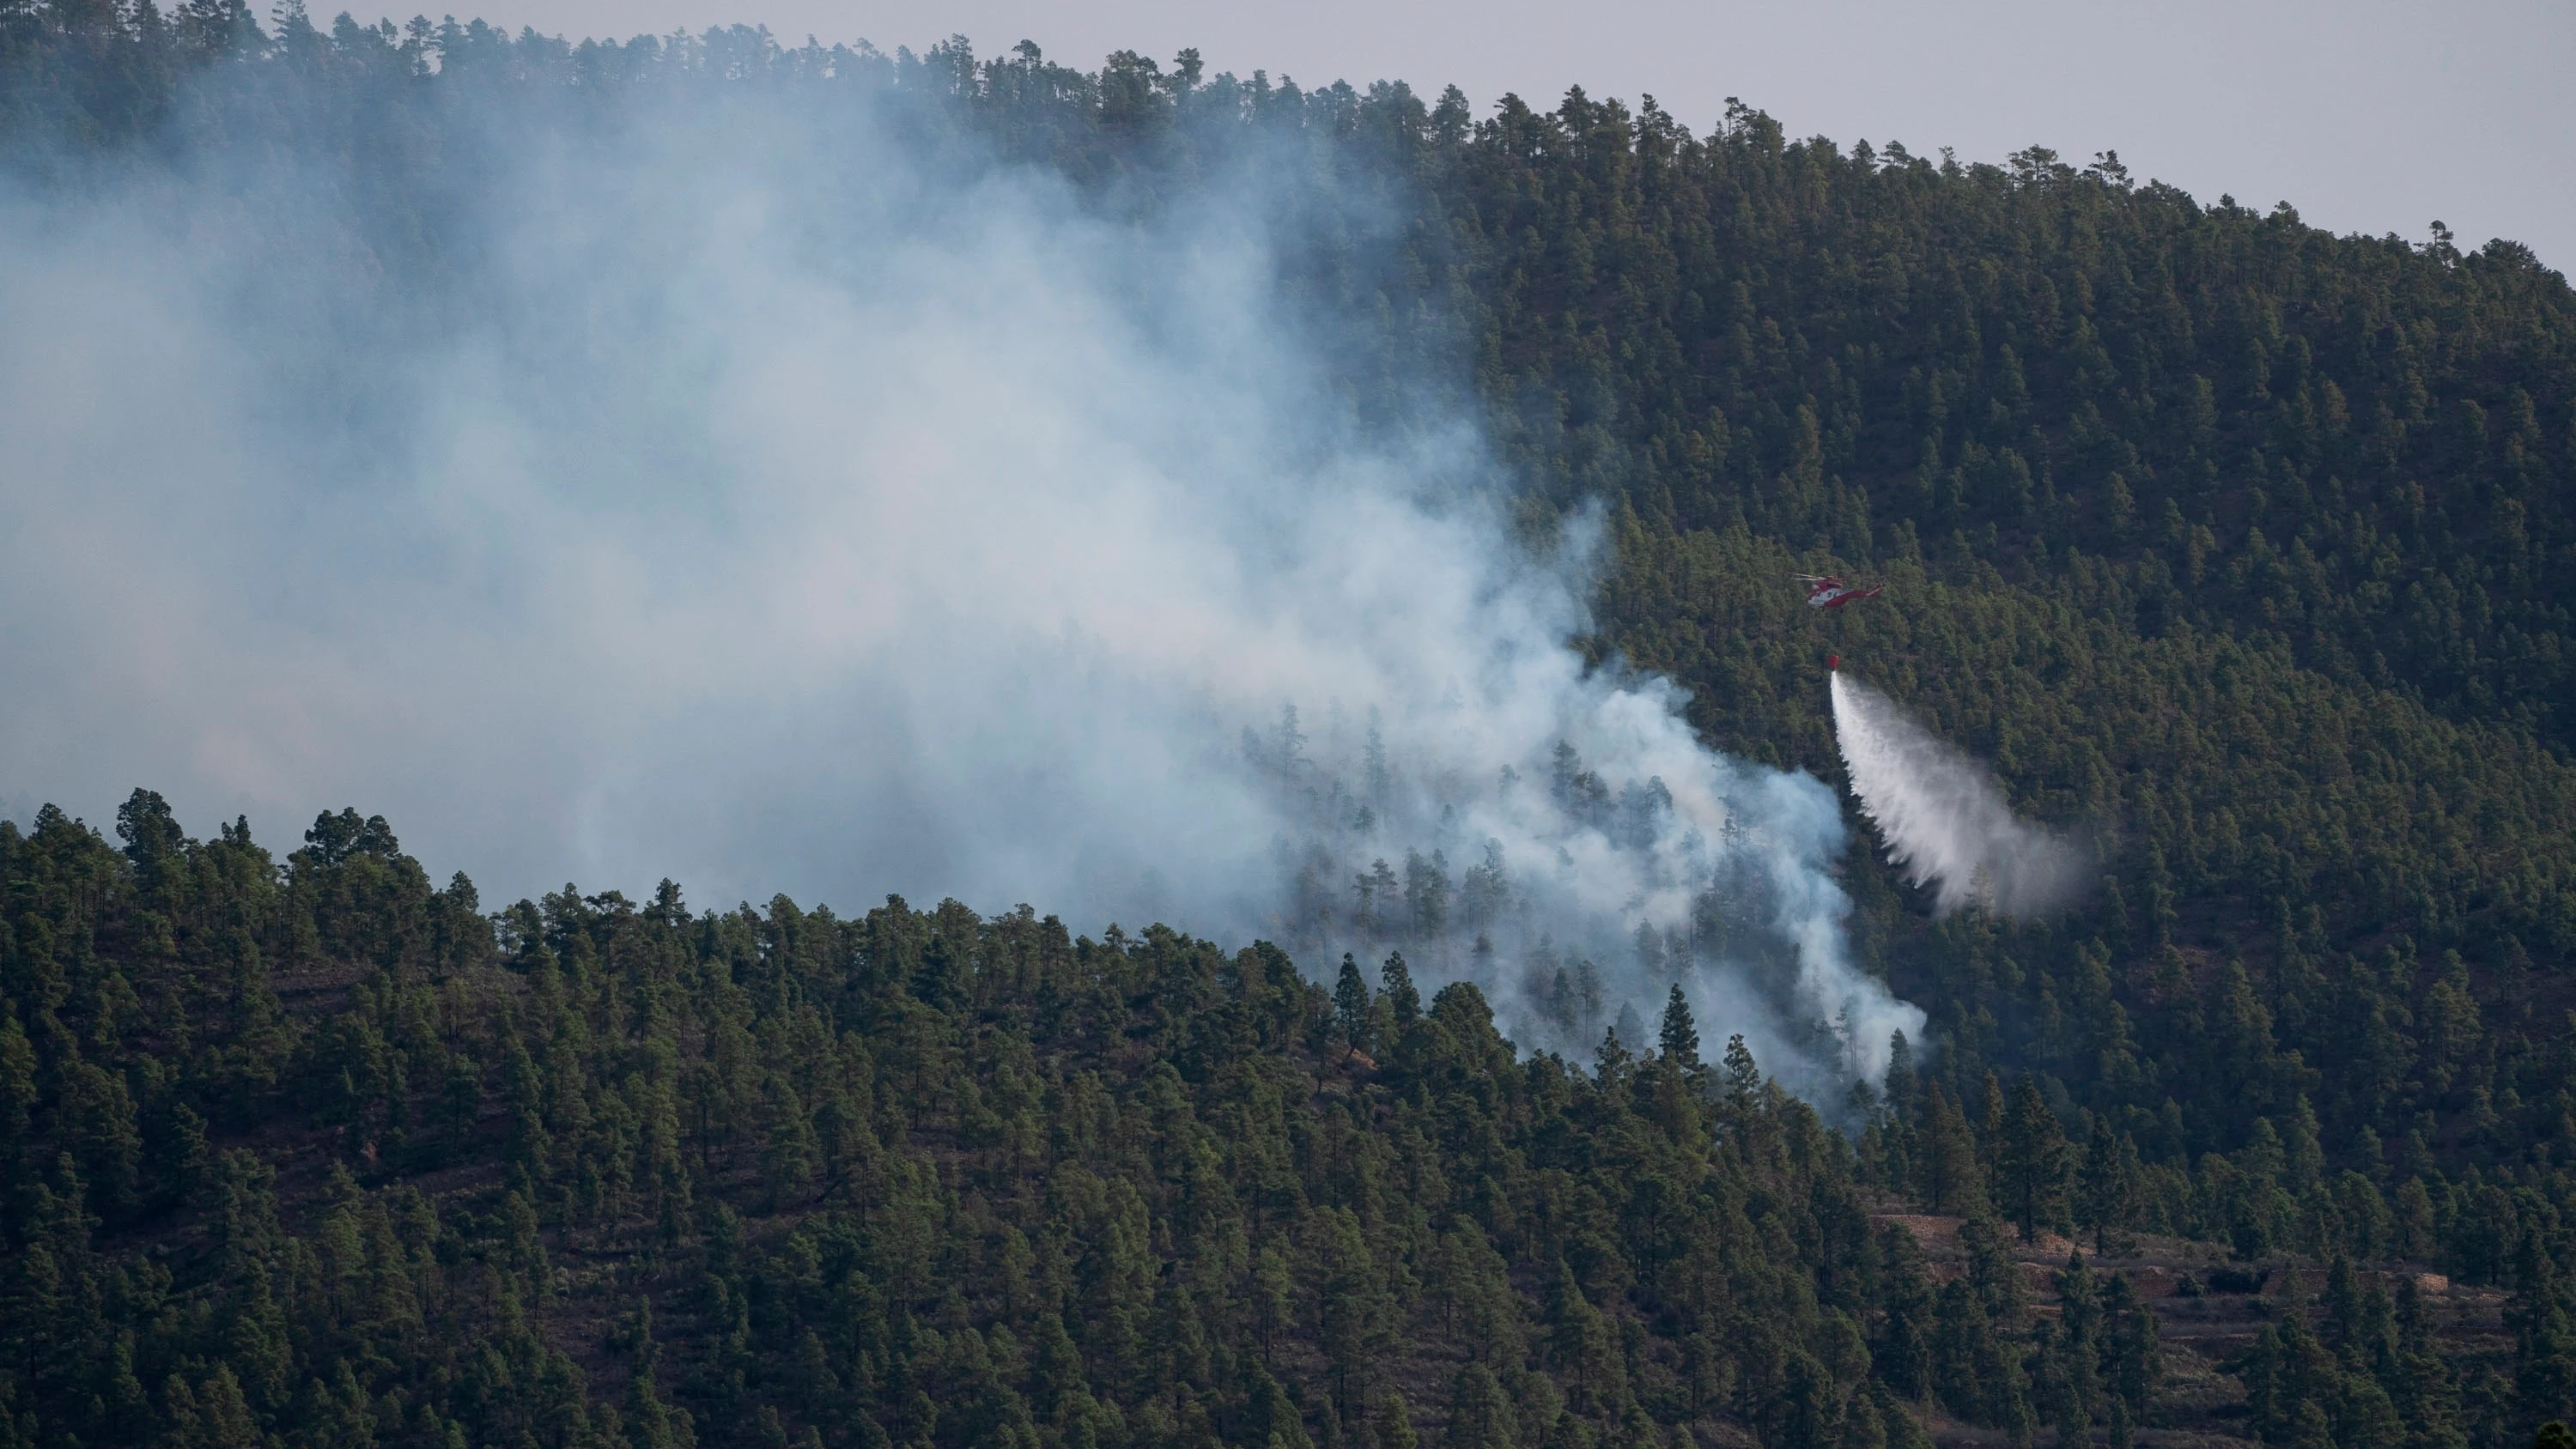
<box><xmin>1996</xmin><ymin>1076</ymin><xmax>2070</xmax><ymax>1243</ymax></box>
<box><xmin>1335</xmin><ymin>954</ymin><xmax>1374</xmax><ymax>1056</ymax></box>
<box><xmin>2</xmin><ymin>11</ymin><xmax>2574</xmax><ymax>1449</ymax></box>
<box><xmin>0</xmin><ymin>797</ymin><xmax>1967</xmax><ymax>1449</ymax></box>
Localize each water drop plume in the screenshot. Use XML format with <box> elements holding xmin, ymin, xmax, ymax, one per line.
<box><xmin>1830</xmin><ymin>670</ymin><xmax>2086</xmax><ymax>917</ymax></box>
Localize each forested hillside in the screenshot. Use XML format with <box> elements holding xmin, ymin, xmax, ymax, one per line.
<box><xmin>5</xmin><ymin>11</ymin><xmax>2576</xmax><ymax>1449</ymax></box>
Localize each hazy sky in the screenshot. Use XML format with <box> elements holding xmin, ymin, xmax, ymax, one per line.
<box><xmin>470</xmin><ymin>0</ymin><xmax>2576</xmax><ymax>270</ymax></box>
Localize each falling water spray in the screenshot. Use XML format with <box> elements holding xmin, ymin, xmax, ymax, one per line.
<box><xmin>1830</xmin><ymin>667</ymin><xmax>2085</xmax><ymax>917</ymax></box>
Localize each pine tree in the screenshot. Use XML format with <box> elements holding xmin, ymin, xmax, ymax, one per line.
<box><xmin>0</xmin><ymin>1009</ymin><xmax>34</xmax><ymax>1143</ymax></box>
<box><xmin>1997</xmin><ymin>1076</ymin><xmax>2070</xmax><ymax>1241</ymax></box>
<box><xmin>1380</xmin><ymin>952</ymin><xmax>1420</xmax><ymax>1028</ymax></box>
<box><xmin>1919</xmin><ymin>1083</ymin><xmax>1989</xmax><ymax>1217</ymax></box>
<box><xmin>1443</xmin><ymin>1364</ymin><xmax>1516</xmax><ymax>1449</ymax></box>
<box><xmin>1335</xmin><ymin>955</ymin><xmax>1374</xmax><ymax>1058</ymax></box>
<box><xmin>1376</xmin><ymin>1395</ymin><xmax>1419</xmax><ymax>1449</ymax></box>
<box><xmin>2099</xmin><ymin>1273</ymin><xmax>2163</xmax><ymax>1416</ymax></box>
<box><xmin>2077</xmin><ymin>1119</ymin><xmax>2140</xmax><ymax>1255</ymax></box>
<box><xmin>1874</xmin><ymin>1223</ymin><xmax>1935</xmax><ymax>1399</ymax></box>
<box><xmin>1722</xmin><ymin>1034</ymin><xmax>1760</xmax><ymax>1109</ymax></box>
<box><xmin>1658</xmin><ymin>985</ymin><xmax>1700</xmax><ymax>1074</ymax></box>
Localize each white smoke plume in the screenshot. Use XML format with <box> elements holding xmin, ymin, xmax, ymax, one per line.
<box><xmin>1830</xmin><ymin>670</ymin><xmax>2086</xmax><ymax>918</ymax></box>
<box><xmin>0</xmin><ymin>52</ymin><xmax>1923</xmax><ymax>1088</ymax></box>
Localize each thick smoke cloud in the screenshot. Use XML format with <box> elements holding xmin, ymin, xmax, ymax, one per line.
<box><xmin>1831</xmin><ymin>670</ymin><xmax>2085</xmax><ymax>918</ymax></box>
<box><xmin>0</xmin><ymin>64</ymin><xmax>1922</xmax><ymax>1088</ymax></box>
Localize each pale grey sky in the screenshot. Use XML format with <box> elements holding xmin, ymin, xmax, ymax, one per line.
<box><xmin>471</xmin><ymin>0</ymin><xmax>2576</xmax><ymax>269</ymax></box>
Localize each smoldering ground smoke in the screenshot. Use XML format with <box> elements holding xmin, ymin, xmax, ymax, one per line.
<box><xmin>0</xmin><ymin>43</ymin><xmax>1922</xmax><ymax>1088</ymax></box>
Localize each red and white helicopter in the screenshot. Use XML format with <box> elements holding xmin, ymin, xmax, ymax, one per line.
<box><xmin>1797</xmin><ymin>573</ymin><xmax>1884</xmax><ymax>609</ymax></box>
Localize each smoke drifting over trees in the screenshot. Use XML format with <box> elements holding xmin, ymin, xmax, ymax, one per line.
<box><xmin>0</xmin><ymin>28</ymin><xmax>1915</xmax><ymax>1087</ymax></box>
<box><xmin>1249</xmin><ymin>688</ymin><xmax>1921</xmax><ymax>1081</ymax></box>
<box><xmin>14</xmin><ymin>17</ymin><xmax>2576</xmax><ymax>1449</ymax></box>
